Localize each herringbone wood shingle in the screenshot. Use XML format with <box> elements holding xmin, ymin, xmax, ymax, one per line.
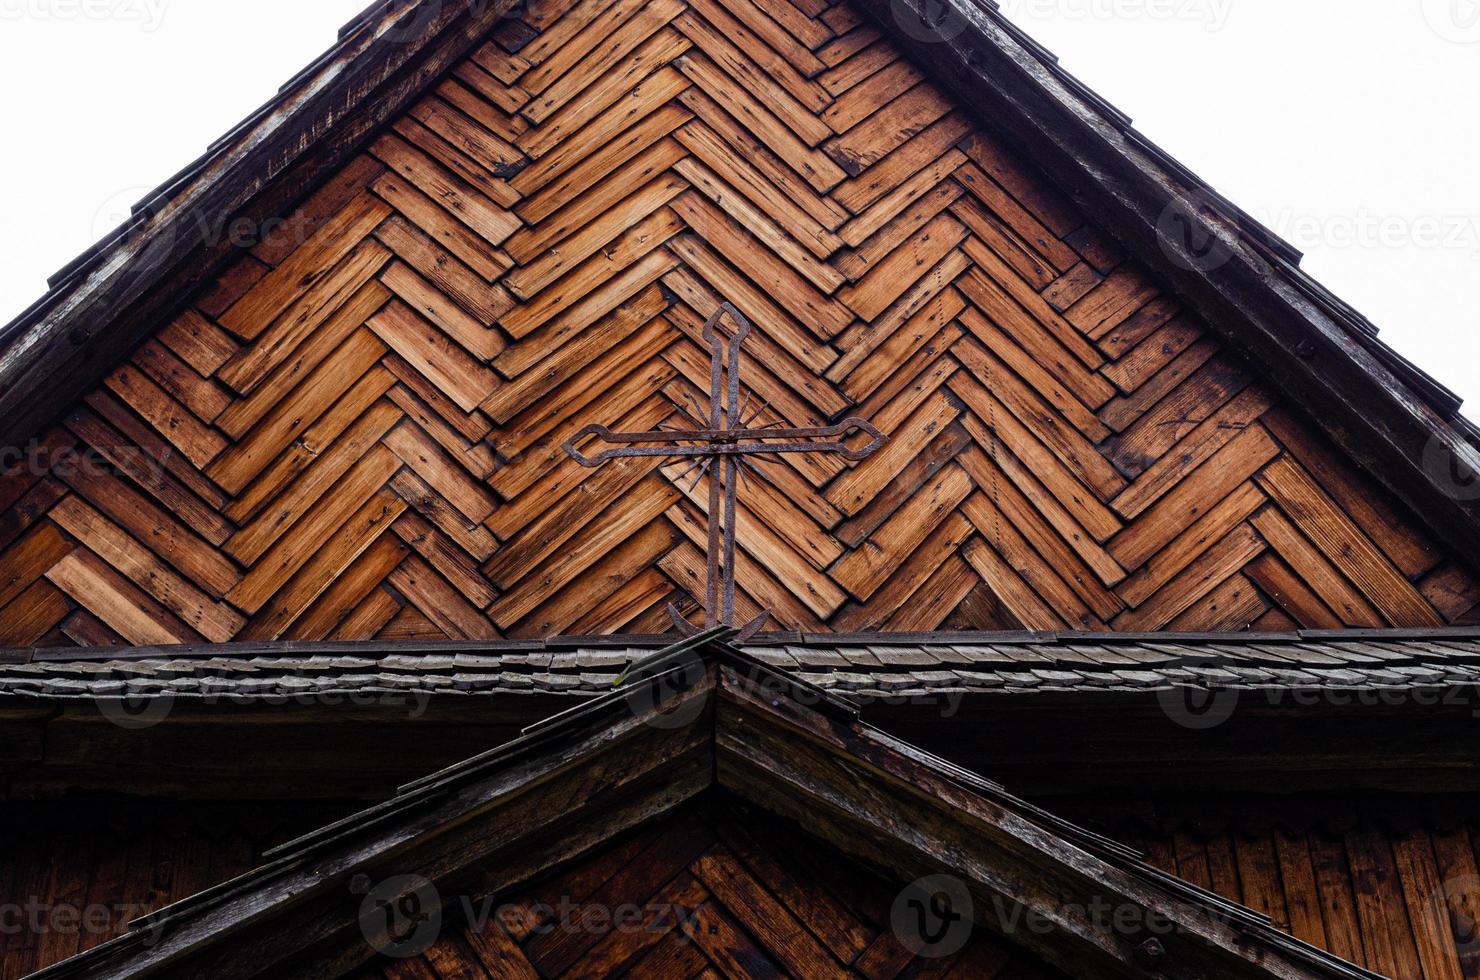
<box><xmin>0</xmin><ymin>0</ymin><xmax>1476</xmax><ymax>648</ymax></box>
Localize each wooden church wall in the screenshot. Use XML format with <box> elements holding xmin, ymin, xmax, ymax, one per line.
<box><xmin>1075</xmin><ymin>796</ymin><xmax>1480</xmax><ymax>980</ymax></box>
<box><xmin>0</xmin><ymin>0</ymin><xmax>1478</xmax><ymax>646</ymax></box>
<box><xmin>0</xmin><ymin>801</ymin><xmax>348</xmax><ymax>979</ymax></box>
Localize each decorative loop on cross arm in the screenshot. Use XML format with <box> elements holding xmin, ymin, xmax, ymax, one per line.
<box><xmin>559</xmin><ymin>303</ymin><xmax>888</xmax><ymax>641</ymax></box>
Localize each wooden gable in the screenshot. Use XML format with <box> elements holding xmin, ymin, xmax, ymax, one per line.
<box><xmin>0</xmin><ymin>0</ymin><xmax>1477</xmax><ymax>648</ymax></box>
<box><xmin>360</xmin><ymin>800</ymin><xmax>1071</xmax><ymax>979</ymax></box>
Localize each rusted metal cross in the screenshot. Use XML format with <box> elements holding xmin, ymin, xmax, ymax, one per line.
<box><xmin>563</xmin><ymin>304</ymin><xmax>887</xmax><ymax>641</ymax></box>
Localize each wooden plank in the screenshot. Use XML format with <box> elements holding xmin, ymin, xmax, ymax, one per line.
<box><xmin>690</xmin><ymin>845</ymin><xmax>851</xmax><ymax>980</ymax></box>
<box><xmin>827</xmin><ymin>83</ymin><xmax>953</xmax><ymax>174</ymax></box>
<box><xmin>130</xmin><ymin>340</ymin><xmax>231</xmax><ymax>424</ymax></box>
<box><xmin>158</xmin><ymin>310</ymin><xmax>239</xmax><ymax>378</ymax></box>
<box><xmin>58</xmin><ymin>463</ymin><xmax>240</xmax><ymax>599</ymax></box>
<box><xmin>1111</xmin><ymin>387</ymin><xmax>1274</xmax><ymax>520</ymax></box>
<box><xmin>384</xmin><ymin>420</ymin><xmax>498</xmax><ymax>525</ymax></box>
<box><xmin>77</xmin><ymin>393</ymin><xmax>231</xmax><ymax>522</ymax></box>
<box><xmin>207</xmin><ymin>330</ymin><xmax>388</xmax><ymax>495</ymax></box>
<box><xmin>497</xmin><ymin>230</ymin><xmax>679</xmax><ymax>351</ymax></box>
<box><xmin>951</xmin><ymin>371</ymin><xmax>1123</xmax><ymax>544</ymax></box>
<box><xmin>1114</xmin><ymin>524</ymin><xmax>1265</xmax><ymax>631</ymax></box>
<box><xmin>505</xmin><ymin>184</ymin><xmax>687</xmax><ymax>301</ymax></box>
<box><xmin>524</xmin><ymin>0</ymin><xmax>684</xmax><ymax>119</ymax></box>
<box><xmin>672</xmin><ymin>10</ymin><xmax>829</xmax><ymax>149</ymax></box>
<box><xmin>1258</xmin><ymin>455</ymin><xmax>1444</xmax><ymax>627</ymax></box>
<box><xmin>516</xmin><ymin>103</ymin><xmax>693</xmax><ymax>225</ymax></box>
<box><xmin>104</xmin><ymin>365</ymin><xmax>226</xmax><ymax>469</ymax></box>
<box><xmin>371</xmin><ymin>169</ymin><xmax>513</xmax><ymax>281</ymax></box>
<box><xmin>0</xmin><ymin>527</ymin><xmax>72</xmax><ymax>609</ymax></box>
<box><xmin>369</xmin><ymin>300</ymin><xmax>499</xmax><ymax>414</ymax></box>
<box><xmin>1250</xmin><ymin>507</ymin><xmax>1385</xmax><ymax>628</ymax></box>
<box><xmin>375</xmin><ymin>215</ymin><xmax>514</xmax><ymax>326</ymax></box>
<box><xmin>226</xmin><ymin>399</ymin><xmax>403</xmax><ymax>565</ymax></box>
<box><xmin>218</xmin><ymin>234</ymin><xmax>390</xmax><ymax>399</ymax></box>
<box><xmin>684</xmin><ymin>0</ymin><xmax>830</xmax><ymax>110</ymax></box>
<box><xmin>512</xmin><ymin>519</ymin><xmax>676</xmax><ymax>637</ymax></box>
<box><xmin>674</xmin><ymin>52</ymin><xmax>845</xmax><ymax>192</ymax></box>
<box><xmin>511</xmin><ymin>66</ymin><xmax>691</xmax><ymax>195</ymax></box>
<box><xmin>663</xmin><ymin>239</ymin><xmax>841</xmax><ymax>382</ymax></box>
<box><xmin>954</xmin><ymin>161</ymin><xmax>1078</xmax><ymax>272</ymax></box>
<box><xmin>389</xmin><ymin>553</ymin><xmax>499</xmax><ymax>639</ymax></box>
<box><xmin>226</xmin><ymin>445</ymin><xmax>402</xmax><ymax>614</ymax></box>
<box><xmin>481</xmin><ymin>285</ymin><xmax>668</xmax><ymax>424</ymax></box>
<box><xmin>49</xmin><ymin>495</ymin><xmax>244</xmax><ymax>643</ymax></box>
<box><xmin>390</xmin><ymin>470</ymin><xmax>499</xmax><ymax>563</ymax></box>
<box><xmin>284</xmin><ymin>533</ymin><xmax>411</xmax><ymax>642</ymax></box>
<box><xmin>371</xmin><ymin>133</ymin><xmax>520</xmax><ymax>243</ymax></box>
<box><xmin>1107</xmin><ymin>424</ymin><xmax>1279</xmax><ymax>570</ymax></box>
<box><xmin>215</xmin><ymin>279</ymin><xmax>392</xmax><ymax>439</ymax></box>
<box><xmin>671</xmin><ymin>164</ymin><xmax>848</xmax><ymax>298</ymax></box>
<box><xmin>830</xmin><ymin>464</ymin><xmax>973</xmax><ymax>601</ymax></box>
<box><xmin>219</xmin><ymin>193</ymin><xmax>392</xmax><ymax>339</ymax></box>
<box><xmin>518</xmin><ymin>27</ymin><xmax>693</xmax><ymax>159</ymax></box>
<box><xmin>45</xmin><ymin>548</ymin><xmax>197</xmax><ymax>646</ymax></box>
<box><xmin>505</xmin><ymin>137</ymin><xmax>688</xmax><ymax>264</ymax></box>
<box><xmin>952</xmin><ymin>336</ymin><xmax>1123</xmax><ymax>500</ymax></box>
<box><xmin>241</xmin><ymin>488</ymin><xmax>408</xmax><ymax>641</ymax></box>
<box><xmin>223</xmin><ymin>364</ymin><xmax>397</xmax><ymax>526</ymax></box>
<box><xmin>381</xmin><ymin>262</ymin><xmax>504</xmax><ymax>361</ymax></box>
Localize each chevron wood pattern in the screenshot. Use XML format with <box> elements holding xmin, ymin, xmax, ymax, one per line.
<box><xmin>351</xmin><ymin>803</ymin><xmax>1068</xmax><ymax>980</ymax></box>
<box><xmin>0</xmin><ymin>0</ymin><xmax>1478</xmax><ymax>647</ymax></box>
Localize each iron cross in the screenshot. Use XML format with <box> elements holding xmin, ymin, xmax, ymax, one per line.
<box><xmin>563</xmin><ymin>304</ymin><xmax>887</xmax><ymax>640</ymax></box>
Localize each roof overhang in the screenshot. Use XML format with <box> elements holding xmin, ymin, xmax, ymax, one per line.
<box><xmin>7</xmin><ymin>629</ymin><xmax>1480</xmax><ymax>798</ymax></box>
<box><xmin>28</xmin><ymin>632</ymin><xmax>1377</xmax><ymax>980</ymax></box>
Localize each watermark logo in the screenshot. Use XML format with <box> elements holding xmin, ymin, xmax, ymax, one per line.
<box><xmin>352</xmin><ymin>874</ymin><xmax>443</xmax><ymax>959</ymax></box>
<box><xmin>1430</xmin><ymin>873</ymin><xmax>1480</xmax><ymax>956</ymax></box>
<box><xmin>0</xmin><ymin>0</ymin><xmax>168</xmax><ymax>31</ymax></box>
<box><xmin>1422</xmin><ymin>0</ymin><xmax>1480</xmax><ymax>43</ymax></box>
<box><xmin>1157</xmin><ymin>680</ymin><xmax>1241</xmax><ymax>731</ymax></box>
<box><xmin>1424</xmin><ymin>435</ymin><xmax>1480</xmax><ymax>502</ymax></box>
<box><xmin>889</xmin><ymin>0</ymin><xmax>971</xmax><ymax>44</ymax></box>
<box><xmin>622</xmin><ymin>649</ymin><xmax>710</xmax><ymax>731</ymax></box>
<box><xmin>892</xmin><ymin>875</ymin><xmax>974</xmax><ymax>958</ymax></box>
<box><xmin>96</xmin><ymin>689</ymin><xmax>176</xmax><ymax>731</ymax></box>
<box><xmin>1156</xmin><ymin>191</ymin><xmax>1237</xmax><ymax>273</ymax></box>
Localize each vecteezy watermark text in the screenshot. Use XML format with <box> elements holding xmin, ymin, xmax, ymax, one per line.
<box><xmin>1000</xmin><ymin>0</ymin><xmax>1234</xmax><ymax>32</ymax></box>
<box><xmin>95</xmin><ymin>677</ymin><xmax>434</xmax><ymax>731</ymax></box>
<box><xmin>0</xmin><ymin>0</ymin><xmax>168</xmax><ymax>31</ymax></box>
<box><xmin>0</xmin><ymin>899</ymin><xmax>158</xmax><ymax>942</ymax></box>
<box><xmin>1258</xmin><ymin>206</ymin><xmax>1480</xmax><ymax>260</ymax></box>
<box><xmin>1161</xmin><ymin>680</ymin><xmax>1480</xmax><ymax>730</ymax></box>
<box><xmin>353</xmin><ymin>875</ymin><xmax>705</xmax><ymax>960</ymax></box>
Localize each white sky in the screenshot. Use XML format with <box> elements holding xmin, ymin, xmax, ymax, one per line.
<box><xmin>0</xmin><ymin>0</ymin><xmax>1476</xmax><ymax>410</ymax></box>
